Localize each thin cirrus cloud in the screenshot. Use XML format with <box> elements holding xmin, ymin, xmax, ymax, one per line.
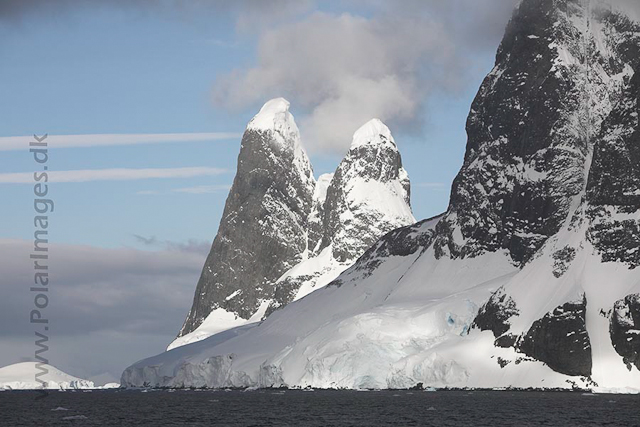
<box><xmin>0</xmin><ymin>132</ymin><xmax>241</xmax><ymax>151</ymax></box>
<box><xmin>0</xmin><ymin>167</ymin><xmax>228</xmax><ymax>184</ymax></box>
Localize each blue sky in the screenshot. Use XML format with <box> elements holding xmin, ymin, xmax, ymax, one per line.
<box><xmin>0</xmin><ymin>1</ymin><xmax>501</xmax><ymax>249</ymax></box>
<box><xmin>0</xmin><ymin>0</ymin><xmax>514</xmax><ymax>383</ymax></box>
<box><xmin>1</xmin><ymin>5</ymin><xmax>246</xmax><ymax>247</ymax></box>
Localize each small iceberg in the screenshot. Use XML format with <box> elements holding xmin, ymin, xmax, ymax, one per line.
<box><xmin>61</xmin><ymin>415</ymin><xmax>88</xmax><ymax>420</ymax></box>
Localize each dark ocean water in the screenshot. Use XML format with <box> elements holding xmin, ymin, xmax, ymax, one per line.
<box><xmin>1</xmin><ymin>389</ymin><xmax>638</xmax><ymax>426</ymax></box>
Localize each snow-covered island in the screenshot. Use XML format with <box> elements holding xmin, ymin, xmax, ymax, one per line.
<box><xmin>0</xmin><ymin>362</ymin><xmax>119</xmax><ymax>390</ymax></box>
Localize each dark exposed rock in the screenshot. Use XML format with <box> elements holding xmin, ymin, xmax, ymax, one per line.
<box><xmin>179</xmin><ymin>112</ymin><xmax>416</xmax><ymax>338</ymax></box>
<box><xmin>448</xmin><ymin>0</ymin><xmax>640</xmax><ymax>380</ymax></box>
<box><xmin>495</xmin><ymin>334</ymin><xmax>519</xmax><ymax>349</ymax></box>
<box><xmin>329</xmin><ymin>216</ymin><xmax>441</xmax><ymax>288</ymax></box>
<box><xmin>587</xmin><ymin>68</ymin><xmax>640</xmax><ymax>269</ymax></box>
<box><xmin>552</xmin><ymin>246</ymin><xmax>577</xmax><ymax>278</ymax></box>
<box><xmin>497</xmin><ymin>357</ymin><xmax>511</xmax><ymax>368</ymax></box>
<box><xmin>124</xmin><ymin>0</ymin><xmax>640</xmax><ymax>389</ymax></box>
<box><xmin>610</xmin><ymin>294</ymin><xmax>640</xmax><ymax>371</ymax></box>
<box><xmin>307</xmin><ymin>173</ymin><xmax>333</xmax><ymax>255</ymax></box>
<box><xmin>518</xmin><ymin>296</ymin><xmax>592</xmax><ymax>377</ymax></box>
<box><xmin>179</xmin><ymin>100</ymin><xmax>315</xmax><ymax>336</ymax></box>
<box><xmin>264</xmin><ymin>275</ymin><xmax>312</xmax><ymax>318</ymax></box>
<box><xmin>472</xmin><ymin>287</ymin><xmax>519</xmax><ymax>341</ymax></box>
<box><xmin>431</xmin><ymin>0</ymin><xmax>640</xmax><ymax>266</ymax></box>
<box><xmin>264</xmin><ymin>120</ymin><xmax>415</xmax><ymax>315</ymax></box>
<box><xmin>357</xmin><ymin>216</ymin><xmax>440</xmax><ymax>264</ymax></box>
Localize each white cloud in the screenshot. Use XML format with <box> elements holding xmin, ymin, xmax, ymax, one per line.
<box><xmin>214</xmin><ymin>0</ymin><xmax>640</xmax><ymax>153</ymax></box>
<box><xmin>132</xmin><ymin>234</ymin><xmax>211</xmax><ymax>254</ymax></box>
<box><xmin>211</xmin><ymin>0</ymin><xmax>529</xmax><ymax>154</ymax></box>
<box><xmin>215</xmin><ymin>11</ymin><xmax>462</xmax><ymax>153</ymax></box>
<box><xmin>0</xmin><ymin>133</ymin><xmax>241</xmax><ymax>151</ymax></box>
<box><xmin>0</xmin><ymin>167</ymin><xmax>228</xmax><ymax>184</ymax></box>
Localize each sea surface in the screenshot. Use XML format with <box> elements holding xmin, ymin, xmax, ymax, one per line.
<box><xmin>0</xmin><ymin>389</ymin><xmax>638</xmax><ymax>426</ymax></box>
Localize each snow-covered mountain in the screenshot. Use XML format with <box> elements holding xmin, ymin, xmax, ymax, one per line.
<box><xmin>264</xmin><ymin>119</ymin><xmax>415</xmax><ymax>316</ymax></box>
<box><xmin>317</xmin><ymin>119</ymin><xmax>413</xmax><ymax>264</ymax></box>
<box><xmin>124</xmin><ymin>0</ymin><xmax>640</xmax><ymax>392</ymax></box>
<box><xmin>0</xmin><ymin>362</ymin><xmax>95</xmax><ymax>390</ymax></box>
<box><xmin>171</xmin><ymin>102</ymin><xmax>415</xmax><ymax>350</ymax></box>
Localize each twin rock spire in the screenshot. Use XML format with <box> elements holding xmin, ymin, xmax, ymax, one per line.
<box><xmin>171</xmin><ymin>98</ymin><xmax>415</xmax><ymax>350</ymax></box>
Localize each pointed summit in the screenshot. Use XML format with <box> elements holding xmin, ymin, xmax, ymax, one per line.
<box><xmin>350</xmin><ymin>118</ymin><xmax>395</xmax><ymax>150</ymax></box>
<box><xmin>247</xmin><ymin>97</ymin><xmax>299</xmax><ymax>140</ymax></box>
<box><xmin>172</xmin><ymin>112</ymin><xmax>416</xmax><ymax>349</ymax></box>
<box><xmin>264</xmin><ymin>121</ymin><xmax>415</xmax><ymax>315</ymax></box>
<box><xmin>125</xmin><ymin>2</ymin><xmax>640</xmax><ymax>392</ymax></box>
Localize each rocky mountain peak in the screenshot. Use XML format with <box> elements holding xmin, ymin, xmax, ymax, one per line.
<box><xmin>465</xmin><ymin>0</ymin><xmax>640</xmax><ymax>382</ymax></box>
<box><xmin>318</xmin><ymin>119</ymin><xmax>414</xmax><ymax>262</ymax></box>
<box><xmin>587</xmin><ymin>63</ymin><xmax>640</xmax><ymax>269</ymax></box>
<box><xmin>127</xmin><ymin>1</ymin><xmax>640</xmax><ymax>392</ymax></box>
<box><xmin>177</xmin><ymin>98</ymin><xmax>316</xmax><ymax>342</ymax></box>
<box><xmin>341</xmin><ymin>118</ymin><xmax>407</xmax><ymax>186</ymax></box>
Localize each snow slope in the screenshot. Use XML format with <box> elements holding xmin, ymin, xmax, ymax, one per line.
<box><xmin>124</xmin><ymin>214</ymin><xmax>640</xmax><ymax>393</ymax></box>
<box><xmin>124</xmin><ymin>219</ymin><xmax>531</xmax><ymax>390</ymax></box>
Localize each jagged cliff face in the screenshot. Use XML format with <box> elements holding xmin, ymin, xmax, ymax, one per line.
<box><xmin>587</xmin><ymin>66</ymin><xmax>640</xmax><ymax>373</ymax></box>
<box><xmin>307</xmin><ymin>173</ymin><xmax>333</xmax><ymax>255</ymax></box>
<box><xmin>434</xmin><ymin>0</ymin><xmax>639</xmax><ymax>265</ymax></box>
<box><xmin>471</xmin><ymin>64</ymin><xmax>640</xmax><ymax>378</ymax></box>
<box><xmin>587</xmin><ymin>69</ymin><xmax>640</xmax><ymax>268</ymax></box>
<box><xmin>470</xmin><ymin>0</ymin><xmax>640</xmax><ymax>378</ymax></box>
<box><xmin>179</xmin><ymin>98</ymin><xmax>316</xmax><ymax>337</ymax></box>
